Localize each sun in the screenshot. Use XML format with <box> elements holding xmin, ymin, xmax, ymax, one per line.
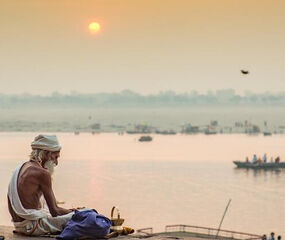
<box><xmin>88</xmin><ymin>22</ymin><xmax>101</xmax><ymax>34</ymax></box>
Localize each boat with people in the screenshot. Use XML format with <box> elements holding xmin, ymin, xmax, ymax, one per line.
<box><xmin>233</xmin><ymin>161</ymin><xmax>285</xmax><ymax>169</ymax></box>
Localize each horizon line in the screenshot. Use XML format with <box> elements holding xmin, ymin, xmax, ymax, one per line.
<box><xmin>1</xmin><ymin>89</ymin><xmax>285</xmax><ymax>97</ymax></box>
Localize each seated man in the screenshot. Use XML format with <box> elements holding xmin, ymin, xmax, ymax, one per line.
<box><xmin>7</xmin><ymin>134</ymin><xmax>75</xmax><ymax>236</ymax></box>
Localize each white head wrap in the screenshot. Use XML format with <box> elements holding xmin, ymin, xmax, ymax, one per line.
<box><xmin>31</xmin><ymin>134</ymin><xmax>61</xmax><ymax>152</ymax></box>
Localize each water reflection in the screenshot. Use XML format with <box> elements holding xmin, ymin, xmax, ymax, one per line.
<box><xmin>233</xmin><ymin>167</ymin><xmax>285</xmax><ymax>181</ymax></box>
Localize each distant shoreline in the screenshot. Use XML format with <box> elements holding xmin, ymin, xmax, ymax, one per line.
<box><xmin>0</xmin><ymin>106</ymin><xmax>284</xmax><ymax>134</ymax></box>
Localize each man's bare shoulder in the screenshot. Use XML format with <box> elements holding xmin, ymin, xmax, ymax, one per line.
<box><xmin>23</xmin><ymin>163</ymin><xmax>51</xmax><ymax>182</ymax></box>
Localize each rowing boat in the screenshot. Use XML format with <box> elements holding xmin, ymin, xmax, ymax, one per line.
<box><xmin>233</xmin><ymin>161</ymin><xmax>285</xmax><ymax>169</ymax></box>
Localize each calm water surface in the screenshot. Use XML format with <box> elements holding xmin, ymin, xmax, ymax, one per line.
<box><xmin>0</xmin><ymin>132</ymin><xmax>285</xmax><ymax>235</ymax></box>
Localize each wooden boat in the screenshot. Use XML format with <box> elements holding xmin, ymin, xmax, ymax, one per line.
<box><xmin>139</xmin><ymin>136</ymin><xmax>153</xmax><ymax>142</ymax></box>
<box><xmin>233</xmin><ymin>161</ymin><xmax>285</xmax><ymax>169</ymax></box>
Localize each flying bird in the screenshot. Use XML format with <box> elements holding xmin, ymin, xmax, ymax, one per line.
<box><xmin>241</xmin><ymin>70</ymin><xmax>249</xmax><ymax>75</ymax></box>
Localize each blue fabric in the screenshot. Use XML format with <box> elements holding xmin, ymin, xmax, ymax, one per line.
<box><xmin>57</xmin><ymin>209</ymin><xmax>111</xmax><ymax>240</ymax></box>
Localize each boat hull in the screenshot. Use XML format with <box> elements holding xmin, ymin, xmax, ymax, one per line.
<box><xmin>233</xmin><ymin>161</ymin><xmax>285</xmax><ymax>169</ymax></box>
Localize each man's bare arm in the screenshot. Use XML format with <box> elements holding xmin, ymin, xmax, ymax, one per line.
<box><xmin>39</xmin><ymin>170</ymin><xmax>72</xmax><ymax>217</ymax></box>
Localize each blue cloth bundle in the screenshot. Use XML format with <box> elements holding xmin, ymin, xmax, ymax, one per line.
<box><xmin>57</xmin><ymin>209</ymin><xmax>111</xmax><ymax>239</ymax></box>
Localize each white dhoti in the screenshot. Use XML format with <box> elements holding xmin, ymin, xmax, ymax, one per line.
<box><xmin>8</xmin><ymin>163</ymin><xmax>73</xmax><ymax>236</ymax></box>
<box><xmin>13</xmin><ymin>212</ymin><xmax>74</xmax><ymax>236</ymax></box>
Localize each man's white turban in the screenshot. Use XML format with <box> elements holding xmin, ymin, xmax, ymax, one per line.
<box><xmin>31</xmin><ymin>134</ymin><xmax>61</xmax><ymax>152</ymax></box>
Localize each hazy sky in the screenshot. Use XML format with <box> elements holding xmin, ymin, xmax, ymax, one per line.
<box><xmin>1</xmin><ymin>0</ymin><xmax>285</xmax><ymax>95</ymax></box>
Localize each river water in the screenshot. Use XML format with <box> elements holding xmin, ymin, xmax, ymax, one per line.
<box><xmin>0</xmin><ymin>132</ymin><xmax>284</xmax><ymax>235</ymax></box>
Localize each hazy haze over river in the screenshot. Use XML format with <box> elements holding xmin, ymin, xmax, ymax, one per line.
<box><xmin>0</xmin><ymin>106</ymin><xmax>284</xmax><ymax>132</ymax></box>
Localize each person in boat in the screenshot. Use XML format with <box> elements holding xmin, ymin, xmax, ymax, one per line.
<box><xmin>252</xmin><ymin>154</ymin><xmax>258</xmax><ymax>163</ymax></box>
<box><xmin>7</xmin><ymin>135</ymin><xmax>77</xmax><ymax>236</ymax></box>
<box><xmin>269</xmin><ymin>232</ymin><xmax>275</xmax><ymax>240</ymax></box>
<box><xmin>245</xmin><ymin>157</ymin><xmax>249</xmax><ymax>163</ymax></box>
<box><xmin>275</xmin><ymin>156</ymin><xmax>280</xmax><ymax>164</ymax></box>
<box><xmin>263</xmin><ymin>153</ymin><xmax>267</xmax><ymax>163</ymax></box>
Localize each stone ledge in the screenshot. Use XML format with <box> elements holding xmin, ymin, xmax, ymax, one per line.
<box><xmin>0</xmin><ymin>226</ymin><xmax>211</xmax><ymax>240</ymax></box>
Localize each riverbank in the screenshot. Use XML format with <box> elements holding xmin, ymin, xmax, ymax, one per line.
<box><xmin>0</xmin><ymin>225</ymin><xmax>211</xmax><ymax>240</ymax></box>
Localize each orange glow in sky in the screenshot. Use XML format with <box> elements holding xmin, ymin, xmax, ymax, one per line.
<box><xmin>88</xmin><ymin>22</ymin><xmax>101</xmax><ymax>34</ymax></box>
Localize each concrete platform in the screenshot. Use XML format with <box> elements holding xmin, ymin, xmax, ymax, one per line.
<box><xmin>0</xmin><ymin>226</ymin><xmax>221</xmax><ymax>240</ymax></box>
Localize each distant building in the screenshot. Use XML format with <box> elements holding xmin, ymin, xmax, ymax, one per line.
<box><xmin>90</xmin><ymin>123</ymin><xmax>101</xmax><ymax>130</ymax></box>
<box><xmin>245</xmin><ymin>124</ymin><xmax>260</xmax><ymax>134</ymax></box>
<box><xmin>126</xmin><ymin>123</ymin><xmax>153</xmax><ymax>134</ymax></box>
<box><xmin>182</xmin><ymin>124</ymin><xmax>199</xmax><ymax>134</ymax></box>
<box><xmin>210</xmin><ymin>120</ymin><xmax>218</xmax><ymax>126</ymax></box>
<box><xmin>235</xmin><ymin>121</ymin><xmax>243</xmax><ymax>127</ymax></box>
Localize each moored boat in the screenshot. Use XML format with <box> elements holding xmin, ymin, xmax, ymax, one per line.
<box><xmin>205</xmin><ymin>129</ymin><xmax>217</xmax><ymax>135</ymax></box>
<box><xmin>233</xmin><ymin>161</ymin><xmax>285</xmax><ymax>169</ymax></box>
<box><xmin>155</xmin><ymin>130</ymin><xmax>177</xmax><ymax>135</ymax></box>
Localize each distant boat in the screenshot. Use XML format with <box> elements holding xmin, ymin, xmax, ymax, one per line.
<box><xmin>127</xmin><ymin>130</ymin><xmax>141</xmax><ymax>134</ymax></box>
<box><xmin>182</xmin><ymin>124</ymin><xmax>199</xmax><ymax>134</ymax></box>
<box><xmin>139</xmin><ymin>136</ymin><xmax>153</xmax><ymax>142</ymax></box>
<box><xmin>126</xmin><ymin>123</ymin><xmax>152</xmax><ymax>134</ymax></box>
<box><xmin>91</xmin><ymin>131</ymin><xmax>100</xmax><ymax>135</ymax></box>
<box><xmin>204</xmin><ymin>129</ymin><xmax>217</xmax><ymax>135</ymax></box>
<box><xmin>263</xmin><ymin>132</ymin><xmax>272</xmax><ymax>136</ymax></box>
<box><xmin>127</xmin><ymin>130</ymin><xmax>151</xmax><ymax>134</ymax></box>
<box><xmin>233</xmin><ymin>161</ymin><xmax>285</xmax><ymax>169</ymax></box>
<box><xmin>155</xmin><ymin>130</ymin><xmax>176</xmax><ymax>135</ymax></box>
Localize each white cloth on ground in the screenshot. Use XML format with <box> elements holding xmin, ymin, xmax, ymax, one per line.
<box><xmin>8</xmin><ymin>163</ymin><xmax>73</xmax><ymax>235</ymax></box>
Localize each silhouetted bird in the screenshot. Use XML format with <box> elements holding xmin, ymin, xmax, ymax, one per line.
<box><xmin>241</xmin><ymin>70</ymin><xmax>249</xmax><ymax>74</ymax></box>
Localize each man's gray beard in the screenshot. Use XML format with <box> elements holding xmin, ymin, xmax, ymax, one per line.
<box><xmin>44</xmin><ymin>160</ymin><xmax>56</xmax><ymax>176</ymax></box>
